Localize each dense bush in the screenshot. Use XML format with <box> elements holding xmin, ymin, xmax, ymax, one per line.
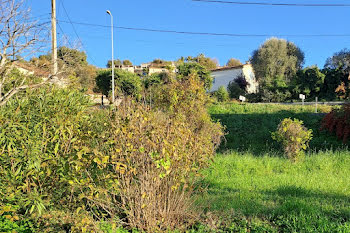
<box><xmin>177</xmin><ymin>62</ymin><xmax>213</xmax><ymax>91</ymax></box>
<box><xmin>272</xmin><ymin>118</ymin><xmax>313</xmax><ymax>161</ymax></box>
<box><xmin>108</xmin><ymin>99</ymin><xmax>222</xmax><ymax>231</ymax></box>
<box><xmin>0</xmin><ymin>87</ymin><xmax>105</xmax><ymax>231</ymax></box>
<box><xmin>0</xmin><ymin>79</ymin><xmax>223</xmax><ymax>231</ymax></box>
<box><xmin>321</xmin><ymin>104</ymin><xmax>350</xmax><ymax>142</ymax></box>
<box><xmin>95</xmin><ymin>69</ymin><xmax>142</xmax><ymax>99</ymax></box>
<box><xmin>226</xmin><ymin>75</ymin><xmax>249</xmax><ymax>100</ymax></box>
<box><xmin>143</xmin><ymin>72</ymin><xmax>173</xmax><ymax>89</ymax></box>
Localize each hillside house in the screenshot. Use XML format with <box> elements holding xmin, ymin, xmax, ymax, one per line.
<box><xmin>210</xmin><ymin>64</ymin><xmax>258</xmax><ymax>93</ymax></box>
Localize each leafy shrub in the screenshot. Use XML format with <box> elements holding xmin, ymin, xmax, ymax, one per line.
<box><xmin>272</xmin><ymin>118</ymin><xmax>313</xmax><ymax>161</ymax></box>
<box><xmin>227</xmin><ymin>82</ymin><xmax>245</xmax><ymax>99</ymax></box>
<box><xmin>106</xmin><ymin>100</ymin><xmax>222</xmax><ymax>231</ymax></box>
<box><xmin>215</xmin><ymin>86</ymin><xmax>229</xmax><ymax>102</ymax></box>
<box><xmin>177</xmin><ymin>62</ymin><xmax>213</xmax><ymax>90</ymax></box>
<box><xmin>227</xmin><ymin>75</ymin><xmax>249</xmax><ymax>99</ymax></box>
<box><xmin>321</xmin><ymin>103</ymin><xmax>350</xmax><ymax>142</ymax></box>
<box><xmin>0</xmin><ymin>87</ymin><xmax>105</xmax><ymax>231</ymax></box>
<box><xmin>111</xmin><ymin>74</ymin><xmax>223</xmax><ymax>231</ymax></box>
<box><xmin>0</xmin><ymin>81</ymin><xmax>223</xmax><ymax>231</ymax></box>
<box><xmin>143</xmin><ymin>72</ymin><xmax>172</xmax><ymax>89</ymax></box>
<box><xmin>0</xmin><ymin>205</ymin><xmax>33</xmax><ymax>232</ymax></box>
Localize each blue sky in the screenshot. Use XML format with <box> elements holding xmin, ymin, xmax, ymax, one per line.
<box><xmin>29</xmin><ymin>0</ymin><xmax>350</xmax><ymax>68</ymax></box>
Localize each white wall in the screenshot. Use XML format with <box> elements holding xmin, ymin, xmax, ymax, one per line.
<box><xmin>210</xmin><ymin>64</ymin><xmax>258</xmax><ymax>93</ymax></box>
<box><xmin>211</xmin><ymin>69</ymin><xmax>243</xmax><ymax>92</ymax></box>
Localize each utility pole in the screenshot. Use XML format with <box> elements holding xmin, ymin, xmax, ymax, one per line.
<box><xmin>51</xmin><ymin>0</ymin><xmax>58</xmax><ymax>78</ymax></box>
<box><xmin>106</xmin><ymin>10</ymin><xmax>115</xmax><ymax>104</ymax></box>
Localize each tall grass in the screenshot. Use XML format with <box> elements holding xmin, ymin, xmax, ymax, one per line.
<box><xmin>208</xmin><ymin>103</ymin><xmax>345</xmax><ymax>155</ymax></box>
<box><xmin>196</xmin><ymin>151</ymin><xmax>350</xmax><ymax>232</ymax></box>
<box><xmin>191</xmin><ymin>103</ymin><xmax>350</xmax><ymax>232</ymax></box>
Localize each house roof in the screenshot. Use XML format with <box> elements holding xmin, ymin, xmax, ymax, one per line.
<box><xmin>210</xmin><ymin>63</ymin><xmax>250</xmax><ymax>72</ymax></box>
<box><xmin>13</xmin><ymin>61</ymin><xmax>50</xmax><ymax>77</ymax></box>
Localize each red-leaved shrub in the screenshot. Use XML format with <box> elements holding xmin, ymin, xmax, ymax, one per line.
<box><xmin>321</xmin><ymin>104</ymin><xmax>350</xmax><ymax>142</ymax></box>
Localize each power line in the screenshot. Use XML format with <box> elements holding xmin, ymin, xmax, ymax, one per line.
<box><xmin>192</xmin><ymin>0</ymin><xmax>350</xmax><ymax>7</ymax></box>
<box><xmin>57</xmin><ymin>19</ymin><xmax>350</xmax><ymax>38</ymax></box>
<box><xmin>57</xmin><ymin>21</ymin><xmax>75</xmax><ymax>49</ymax></box>
<box><xmin>59</xmin><ymin>0</ymin><xmax>98</xmax><ymax>65</ymax></box>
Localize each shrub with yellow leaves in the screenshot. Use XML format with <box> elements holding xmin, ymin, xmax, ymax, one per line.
<box><xmin>272</xmin><ymin>118</ymin><xmax>313</xmax><ymax>162</ymax></box>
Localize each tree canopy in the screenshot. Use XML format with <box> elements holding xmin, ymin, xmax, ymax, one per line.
<box><xmin>226</xmin><ymin>58</ymin><xmax>242</xmax><ymax>67</ymax></box>
<box><xmin>184</xmin><ymin>54</ymin><xmax>219</xmax><ymax>70</ymax></box>
<box><xmin>177</xmin><ymin>62</ymin><xmax>213</xmax><ymax>90</ymax></box>
<box><xmin>95</xmin><ymin>69</ymin><xmax>142</xmax><ymax>99</ymax></box>
<box><xmin>106</xmin><ymin>59</ymin><xmax>122</xmax><ymax>68</ymax></box>
<box><xmin>250</xmin><ymin>38</ymin><xmax>305</xmax><ymax>81</ymax></box>
<box><xmin>325</xmin><ymin>49</ymin><xmax>350</xmax><ymax>73</ymax></box>
<box><xmin>122</xmin><ymin>60</ymin><xmax>133</xmax><ymax>66</ymax></box>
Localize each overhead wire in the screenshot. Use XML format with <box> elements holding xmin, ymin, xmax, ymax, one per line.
<box><xmin>59</xmin><ymin>0</ymin><xmax>98</xmax><ymax>65</ymax></box>
<box><xmin>56</xmin><ymin>19</ymin><xmax>350</xmax><ymax>38</ymax></box>
<box><xmin>192</xmin><ymin>0</ymin><xmax>350</xmax><ymax>7</ymax></box>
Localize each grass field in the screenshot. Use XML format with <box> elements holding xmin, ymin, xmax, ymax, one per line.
<box><xmin>194</xmin><ymin>103</ymin><xmax>350</xmax><ymax>232</ymax></box>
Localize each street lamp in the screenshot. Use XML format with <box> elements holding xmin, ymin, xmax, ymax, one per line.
<box><xmin>106</xmin><ymin>10</ymin><xmax>115</xmax><ymax>104</ymax></box>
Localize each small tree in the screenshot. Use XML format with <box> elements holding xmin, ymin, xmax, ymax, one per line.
<box><xmin>215</xmin><ymin>86</ymin><xmax>229</xmax><ymax>102</ymax></box>
<box><xmin>227</xmin><ymin>75</ymin><xmax>249</xmax><ymax>99</ymax></box>
<box><xmin>95</xmin><ymin>69</ymin><xmax>142</xmax><ymax>99</ymax></box>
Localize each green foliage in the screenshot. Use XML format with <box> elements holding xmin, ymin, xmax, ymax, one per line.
<box><xmin>208</xmin><ymin>102</ymin><xmax>339</xmax><ymax>154</ymax></box>
<box><xmin>3</xmin><ymin>68</ymin><xmax>42</xmax><ymax>95</ymax></box>
<box><xmin>227</xmin><ymin>75</ymin><xmax>249</xmax><ymax>99</ymax></box>
<box><xmin>34</xmin><ymin>46</ymin><xmax>97</xmax><ymax>91</ymax></box>
<box><xmin>227</xmin><ymin>81</ymin><xmax>244</xmax><ymax>99</ymax></box>
<box><xmin>0</xmin><ymin>87</ymin><xmax>103</xmax><ymax>231</ymax></box>
<box><xmin>107</xmin><ymin>98</ymin><xmax>222</xmax><ymax>231</ymax></box>
<box><xmin>226</xmin><ymin>58</ymin><xmax>242</xmax><ymax>67</ymax></box>
<box><xmin>0</xmin><ymin>81</ymin><xmax>223</xmax><ymax>231</ymax></box>
<box><xmin>197</xmin><ymin>151</ymin><xmax>350</xmax><ymax>232</ymax></box>
<box><xmin>57</xmin><ymin>46</ymin><xmax>88</xmax><ymax>67</ymax></box>
<box><xmin>215</xmin><ymin>86</ymin><xmax>229</xmax><ymax>102</ymax></box>
<box><xmin>292</xmin><ymin>66</ymin><xmax>325</xmax><ymax>99</ymax></box>
<box><xmin>106</xmin><ymin>59</ymin><xmax>133</xmax><ymax>68</ymax></box>
<box><xmin>95</xmin><ymin>69</ymin><xmax>142</xmax><ymax>98</ymax></box>
<box><xmin>250</xmin><ymin>38</ymin><xmax>304</xmax><ymax>102</ymax></box>
<box><xmin>260</xmin><ymin>75</ymin><xmax>292</xmax><ymax>102</ymax></box>
<box><xmin>325</xmin><ymin>48</ymin><xmax>350</xmax><ymax>73</ymax></box>
<box><xmin>122</xmin><ymin>60</ymin><xmax>133</xmax><ymax>66</ymax></box>
<box><xmin>251</xmin><ymin>38</ymin><xmax>304</xmax><ymax>81</ymax></box>
<box><xmin>321</xmin><ymin>68</ymin><xmax>347</xmax><ymax>100</ymax></box>
<box><xmin>185</xmin><ymin>54</ymin><xmax>218</xmax><ymax>70</ymax></box>
<box><xmin>143</xmin><ymin>72</ymin><xmax>172</xmax><ymax>89</ymax></box>
<box><xmin>177</xmin><ymin>62</ymin><xmax>213</xmax><ymax>90</ymax></box>
<box><xmin>0</xmin><ymin>205</ymin><xmax>34</xmax><ymax>232</ymax></box>
<box><xmin>107</xmin><ymin>59</ymin><xmax>121</xmax><ymax>68</ymax></box>
<box><xmin>272</xmin><ymin>118</ymin><xmax>313</xmax><ymax>161</ymax></box>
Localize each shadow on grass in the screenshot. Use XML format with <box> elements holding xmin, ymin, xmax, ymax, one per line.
<box><xmin>211</xmin><ymin>110</ymin><xmax>346</xmax><ymax>156</ymax></box>
<box><xmin>199</xmin><ymin>183</ymin><xmax>350</xmax><ymax>222</ymax></box>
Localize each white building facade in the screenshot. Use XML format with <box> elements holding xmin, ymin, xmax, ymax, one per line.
<box><xmin>210</xmin><ymin>64</ymin><xmax>258</xmax><ymax>93</ymax></box>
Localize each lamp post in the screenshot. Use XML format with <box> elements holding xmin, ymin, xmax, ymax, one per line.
<box><xmin>106</xmin><ymin>10</ymin><xmax>115</xmax><ymax>104</ymax></box>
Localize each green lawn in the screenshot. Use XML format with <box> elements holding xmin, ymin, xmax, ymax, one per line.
<box><xmin>194</xmin><ymin>103</ymin><xmax>350</xmax><ymax>232</ymax></box>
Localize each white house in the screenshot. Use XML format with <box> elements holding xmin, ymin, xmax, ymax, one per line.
<box><xmin>210</xmin><ymin>64</ymin><xmax>258</xmax><ymax>93</ymax></box>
